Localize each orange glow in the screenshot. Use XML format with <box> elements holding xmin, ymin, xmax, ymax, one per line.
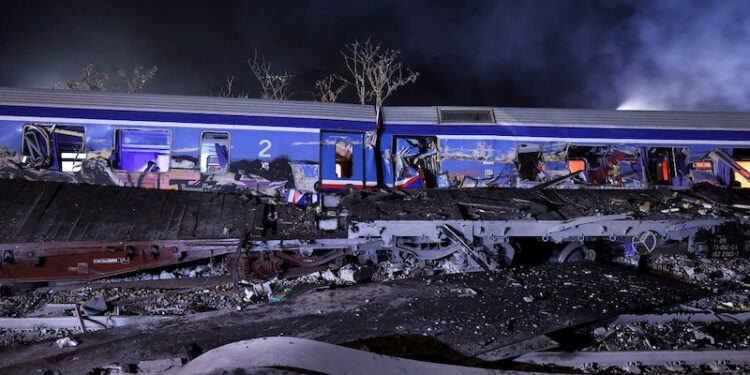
<box><xmin>568</xmin><ymin>159</ymin><xmax>586</xmax><ymax>173</ymax></box>
<box><xmin>691</xmin><ymin>161</ymin><xmax>712</xmax><ymax>171</ymax></box>
<box><xmin>736</xmin><ymin>161</ymin><xmax>750</xmax><ymax>188</ymax></box>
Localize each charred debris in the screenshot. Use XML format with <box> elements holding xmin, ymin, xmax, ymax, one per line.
<box><xmin>0</xmin><ymin>180</ymin><xmax>750</xmax><ymax>374</ymax></box>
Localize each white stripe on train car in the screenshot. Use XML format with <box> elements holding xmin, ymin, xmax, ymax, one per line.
<box><xmin>320</xmin><ymin>180</ymin><xmax>378</xmax><ymax>187</ymax></box>
<box><xmin>395</xmin><ymin>175</ymin><xmax>421</xmax><ymax>187</ymax></box>
<box><xmin>321</xmin><ymin>179</ymin><xmax>362</xmax><ymax>185</ymax></box>
<box><xmin>438</xmin><ymin>134</ymin><xmax>750</xmax><ymax>146</ymax></box>
<box><xmin>0</xmin><ymin>115</ymin><xmax>320</xmax><ymax>133</ymax></box>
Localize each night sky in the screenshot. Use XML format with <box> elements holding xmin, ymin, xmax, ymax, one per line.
<box><xmin>2</xmin><ymin>0</ymin><xmax>750</xmax><ymax>111</ymax></box>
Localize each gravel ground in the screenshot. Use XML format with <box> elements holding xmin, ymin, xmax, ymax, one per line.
<box><xmin>0</xmin><ymin>261</ymin><xmax>707</xmax><ymax>374</ymax></box>
<box><xmin>590</xmin><ymin>321</ymin><xmax>749</xmax><ymax>351</ymax></box>
<box><xmin>586</xmin><ymin>253</ymin><xmax>750</xmax><ymax>374</ymax></box>
<box><xmin>1</xmin><ymin>252</ymin><xmax>747</xmax><ymax>373</ymax></box>
<box><xmin>0</xmin><ymin>328</ymin><xmax>77</xmax><ymax>349</ymax></box>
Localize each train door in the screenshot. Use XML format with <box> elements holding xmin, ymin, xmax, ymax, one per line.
<box><xmin>393</xmin><ymin>136</ymin><xmax>439</xmax><ymax>189</ymax></box>
<box><xmin>320</xmin><ymin>131</ymin><xmax>364</xmax><ymax>190</ymax></box>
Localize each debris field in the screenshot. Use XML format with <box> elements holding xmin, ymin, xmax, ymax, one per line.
<box><xmin>0</xmin><ymin>180</ymin><xmax>750</xmax><ymax>374</ymax></box>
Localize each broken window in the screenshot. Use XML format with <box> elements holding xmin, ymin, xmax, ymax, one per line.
<box><xmin>21</xmin><ymin>124</ymin><xmax>85</xmax><ymax>171</ymax></box>
<box><xmin>538</xmin><ymin>143</ymin><xmax>570</xmax><ymax>181</ymax></box>
<box><xmin>730</xmin><ymin>149</ymin><xmax>750</xmax><ymax>188</ymax></box>
<box><xmin>200</xmin><ymin>132</ymin><xmax>229</xmax><ymax>173</ymax></box>
<box><xmin>516</xmin><ymin>143</ymin><xmax>542</xmax><ymax>181</ymax></box>
<box><xmin>563</xmin><ymin>145</ymin><xmax>643</xmax><ymax>187</ymax></box>
<box><xmin>335</xmin><ymin>139</ymin><xmax>353</xmax><ymax>178</ymax></box>
<box><xmin>566</xmin><ymin>145</ymin><xmax>611</xmax><ymax>185</ymax></box>
<box><xmin>114</xmin><ymin>128</ymin><xmax>171</xmax><ymax>172</ymax></box>
<box><xmin>605</xmin><ymin>147</ymin><xmax>644</xmax><ymax>187</ymax></box>
<box><xmin>689</xmin><ymin>160</ymin><xmax>720</xmax><ymax>185</ymax></box>
<box><xmin>646</xmin><ymin>148</ymin><xmax>673</xmax><ymax>185</ymax></box>
<box><xmin>394</xmin><ymin>136</ymin><xmax>439</xmax><ymax>188</ymax></box>
<box><xmin>645</xmin><ymin>147</ymin><xmax>690</xmax><ymax>187</ymax></box>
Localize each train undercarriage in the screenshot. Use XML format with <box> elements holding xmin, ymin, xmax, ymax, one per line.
<box><xmin>235</xmin><ymin>185</ymin><xmax>750</xmax><ymax>281</ymax></box>
<box><xmin>1</xmin><ymin>179</ymin><xmax>749</xmax><ymax>283</ymax></box>
<box><xmin>237</xmin><ymin>216</ymin><xmax>729</xmax><ymax>280</ymax></box>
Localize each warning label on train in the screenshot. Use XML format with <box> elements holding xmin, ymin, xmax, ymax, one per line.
<box><xmin>697</xmin><ymin>223</ymin><xmax>750</xmax><ymax>258</ymax></box>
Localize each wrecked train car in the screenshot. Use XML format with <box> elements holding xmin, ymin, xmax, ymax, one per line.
<box><xmin>0</xmin><ymin>87</ymin><xmax>376</xmax><ymax>197</ymax></box>
<box><xmin>380</xmin><ymin>107</ymin><xmax>750</xmax><ymax>190</ymax></box>
<box><xmin>1</xmin><ymin>88</ymin><xmax>750</xmax><ymax>197</ymax></box>
<box><xmin>3</xmin><ymin>88</ymin><xmax>750</xmax><ymax>281</ymax></box>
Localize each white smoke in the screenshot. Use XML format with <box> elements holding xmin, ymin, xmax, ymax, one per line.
<box><xmin>614</xmin><ymin>0</ymin><xmax>750</xmax><ymax>111</ymax></box>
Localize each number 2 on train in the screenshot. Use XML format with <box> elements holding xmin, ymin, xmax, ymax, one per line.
<box><xmin>258</xmin><ymin>139</ymin><xmax>271</xmax><ymax>158</ymax></box>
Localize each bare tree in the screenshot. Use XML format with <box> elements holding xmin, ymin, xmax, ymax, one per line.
<box><xmin>340</xmin><ymin>39</ymin><xmax>419</xmax><ymax>109</ymax></box>
<box><xmin>314</xmin><ymin>74</ymin><xmax>347</xmax><ymax>102</ymax></box>
<box><xmin>366</xmin><ymin>48</ymin><xmax>419</xmax><ymax>110</ymax></box>
<box><xmin>118</xmin><ymin>66</ymin><xmax>158</xmax><ymax>93</ymax></box>
<box><xmin>67</xmin><ymin>64</ymin><xmax>109</xmax><ymax>91</ymax></box>
<box><xmin>247</xmin><ymin>50</ymin><xmax>293</xmax><ymax>100</ymax></box>
<box><xmin>213</xmin><ymin>75</ymin><xmax>249</xmax><ymax>98</ymax></box>
<box><xmin>341</xmin><ymin>39</ymin><xmax>377</xmax><ymax>105</ymax></box>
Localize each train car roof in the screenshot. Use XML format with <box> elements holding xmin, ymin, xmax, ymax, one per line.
<box><xmin>382</xmin><ymin>106</ymin><xmax>750</xmax><ymax>131</ymax></box>
<box><xmin>0</xmin><ymin>87</ymin><xmax>376</xmax><ymax>122</ymax></box>
<box><xmin>3</xmin><ymin>87</ymin><xmax>750</xmax><ymax>131</ymax></box>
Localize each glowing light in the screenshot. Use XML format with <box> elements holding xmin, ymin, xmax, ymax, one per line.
<box><xmin>616</xmin><ymin>97</ymin><xmax>664</xmax><ymax>111</ymax></box>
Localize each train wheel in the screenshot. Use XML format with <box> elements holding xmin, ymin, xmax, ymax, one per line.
<box><xmin>553</xmin><ymin>242</ymin><xmax>596</xmax><ymax>263</ymax></box>
<box><xmin>498</xmin><ymin>242</ymin><xmax>519</xmax><ymax>266</ymax></box>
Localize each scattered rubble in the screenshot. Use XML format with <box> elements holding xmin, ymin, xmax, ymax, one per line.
<box><xmin>89</xmin><ymin>262</ymin><xmax>230</xmax><ymax>284</ymax></box>
<box><xmin>587</xmin><ymin>321</ymin><xmax>749</xmax><ymax>351</ymax></box>
<box><xmin>0</xmin><ymin>262</ymin><xmax>709</xmax><ymax>374</ymax></box>
<box><xmin>54</xmin><ymin>337</ymin><xmax>77</xmax><ymax>348</ymax></box>
<box><xmin>0</xmin><ymin>328</ymin><xmax>76</xmax><ymax>349</ymax></box>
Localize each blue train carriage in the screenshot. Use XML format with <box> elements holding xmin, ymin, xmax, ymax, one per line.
<box><xmin>0</xmin><ymin>87</ymin><xmax>377</xmax><ymax>199</ymax></box>
<box><xmin>380</xmin><ymin>106</ymin><xmax>750</xmax><ymax>190</ymax></box>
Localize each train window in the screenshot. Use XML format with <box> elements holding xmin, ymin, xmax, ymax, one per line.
<box><xmin>691</xmin><ymin>161</ymin><xmax>713</xmax><ymax>171</ymax></box>
<box><xmin>200</xmin><ymin>132</ymin><xmax>230</xmax><ymax>173</ymax></box>
<box><xmin>568</xmin><ymin>145</ymin><xmax>608</xmax><ymax>184</ymax></box>
<box><xmin>605</xmin><ymin>147</ymin><xmax>644</xmax><ymax>187</ymax></box>
<box><xmin>21</xmin><ymin>124</ymin><xmax>85</xmax><ymax>172</ymax></box>
<box><xmin>735</xmin><ymin>161</ymin><xmax>750</xmax><ymax>188</ymax></box>
<box><xmin>439</xmin><ymin>109</ymin><xmax>495</xmax><ymax>123</ymax></box>
<box><xmin>517</xmin><ymin>143</ymin><xmax>542</xmax><ymax>181</ymax></box>
<box><xmin>335</xmin><ymin>139</ymin><xmax>353</xmax><ymax>178</ymax></box>
<box><xmin>689</xmin><ymin>160</ymin><xmax>720</xmax><ymax>185</ymax></box>
<box><xmin>114</xmin><ymin>128</ymin><xmax>171</xmax><ymax>172</ymax></box>
<box><xmin>517</xmin><ymin>153</ymin><xmax>540</xmax><ymax>181</ymax></box>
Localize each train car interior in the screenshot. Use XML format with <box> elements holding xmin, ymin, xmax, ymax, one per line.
<box><xmin>321</xmin><ymin>131</ymin><xmax>364</xmax><ymax>189</ymax></box>
<box><xmin>730</xmin><ymin>148</ymin><xmax>750</xmax><ymax>188</ymax></box>
<box><xmin>113</xmin><ymin>128</ymin><xmax>171</xmax><ymax>173</ymax></box>
<box><xmin>605</xmin><ymin>146</ymin><xmax>645</xmax><ymax>188</ymax></box>
<box><xmin>516</xmin><ymin>143</ymin><xmax>543</xmax><ymax>183</ymax></box>
<box><xmin>335</xmin><ymin>139</ymin><xmax>353</xmax><ymax>178</ymax></box>
<box><xmin>538</xmin><ymin>143</ymin><xmax>570</xmax><ymax>181</ymax></box>
<box><xmin>644</xmin><ymin>147</ymin><xmax>691</xmax><ymax>187</ymax></box>
<box><xmin>393</xmin><ymin>136</ymin><xmax>439</xmax><ymax>189</ymax></box>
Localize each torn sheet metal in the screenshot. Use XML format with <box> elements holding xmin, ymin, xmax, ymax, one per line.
<box><xmin>179</xmin><ymin>336</ymin><xmax>548</xmax><ymax>375</ymax></box>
